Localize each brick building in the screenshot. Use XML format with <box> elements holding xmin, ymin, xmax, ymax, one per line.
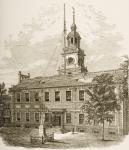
<box><xmin>9</xmin><ymin>7</ymin><xmax>129</xmax><ymax>135</ymax></box>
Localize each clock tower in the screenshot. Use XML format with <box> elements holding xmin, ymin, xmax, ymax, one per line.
<box><xmin>58</xmin><ymin>5</ymin><xmax>87</xmax><ymax>75</ymax></box>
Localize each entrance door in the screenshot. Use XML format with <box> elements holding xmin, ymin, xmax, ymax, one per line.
<box><xmin>52</xmin><ymin>114</ymin><xmax>61</xmax><ymax>126</ymax></box>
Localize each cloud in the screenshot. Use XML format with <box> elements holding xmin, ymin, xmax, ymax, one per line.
<box><xmin>87</xmin><ymin>54</ymin><xmax>104</xmax><ymax>64</ymax></box>
<box><xmin>26</xmin><ymin>59</ymin><xmax>47</xmax><ymax>70</ymax></box>
<box><xmin>0</xmin><ymin>3</ymin><xmax>127</xmax><ymax>87</ymax></box>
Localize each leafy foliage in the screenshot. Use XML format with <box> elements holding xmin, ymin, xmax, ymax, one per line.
<box><xmin>81</xmin><ymin>73</ymin><xmax>120</xmax><ymax>124</ymax></box>
<box><xmin>0</xmin><ymin>82</ymin><xmax>7</xmax><ymax>97</ymax></box>
<box><xmin>118</xmin><ymin>56</ymin><xmax>129</xmax><ymax>134</ymax></box>
<box><xmin>119</xmin><ymin>56</ymin><xmax>129</xmax><ymax>100</ymax></box>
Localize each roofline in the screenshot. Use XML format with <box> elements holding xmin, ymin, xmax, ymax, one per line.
<box><xmin>10</xmin><ymin>83</ymin><xmax>90</xmax><ymax>91</ymax></box>
<box><xmin>87</xmin><ymin>68</ymin><xmax>122</xmax><ymax>74</ymax></box>
<box><xmin>10</xmin><ymin>81</ymin><xmax>122</xmax><ymax>92</ymax></box>
<box><xmin>9</xmin><ymin>68</ymin><xmax>125</xmax><ymax>92</ymax></box>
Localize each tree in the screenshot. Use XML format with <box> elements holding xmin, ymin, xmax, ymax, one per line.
<box><xmin>119</xmin><ymin>55</ymin><xmax>129</xmax><ymax>100</ymax></box>
<box><xmin>0</xmin><ymin>82</ymin><xmax>7</xmax><ymax>126</ymax></box>
<box><xmin>119</xmin><ymin>55</ymin><xmax>129</xmax><ymax>134</ymax></box>
<box><xmin>0</xmin><ymin>82</ymin><xmax>7</xmax><ymax>97</ymax></box>
<box><xmin>81</xmin><ymin>73</ymin><xmax>120</xmax><ymax>140</ymax></box>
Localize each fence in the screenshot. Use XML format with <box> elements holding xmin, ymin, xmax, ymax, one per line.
<box><xmin>30</xmin><ymin>133</ymin><xmax>54</xmax><ymax>144</ymax></box>
<box><xmin>76</xmin><ymin>125</ymin><xmax>122</xmax><ymax>140</ymax></box>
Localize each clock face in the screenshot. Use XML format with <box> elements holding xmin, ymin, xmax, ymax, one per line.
<box><xmin>67</xmin><ymin>57</ymin><xmax>75</xmax><ymax>65</ymax></box>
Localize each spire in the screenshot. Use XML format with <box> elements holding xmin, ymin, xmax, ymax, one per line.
<box><xmin>67</xmin><ymin>6</ymin><xmax>81</xmax><ymax>49</ymax></box>
<box><xmin>71</xmin><ymin>7</ymin><xmax>77</xmax><ymax>31</ymax></box>
<box><xmin>63</xmin><ymin>3</ymin><xmax>67</xmax><ymax>48</ymax></box>
<box><xmin>72</xmin><ymin>7</ymin><xmax>75</xmax><ymax>24</ymax></box>
<box><xmin>63</xmin><ymin>3</ymin><xmax>67</xmax><ymax>74</ymax></box>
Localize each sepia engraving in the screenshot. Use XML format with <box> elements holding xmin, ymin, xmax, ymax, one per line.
<box><xmin>0</xmin><ymin>0</ymin><xmax>129</xmax><ymax>149</ymax></box>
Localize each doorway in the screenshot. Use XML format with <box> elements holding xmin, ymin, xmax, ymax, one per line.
<box><xmin>52</xmin><ymin>114</ymin><xmax>61</xmax><ymax>126</ymax></box>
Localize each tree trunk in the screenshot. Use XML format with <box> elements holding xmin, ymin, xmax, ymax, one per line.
<box><xmin>102</xmin><ymin>120</ymin><xmax>105</xmax><ymax>141</ymax></box>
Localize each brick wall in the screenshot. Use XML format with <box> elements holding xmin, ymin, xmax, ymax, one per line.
<box><xmin>10</xmin><ymin>84</ymin><xmax>124</xmax><ymax>133</ymax></box>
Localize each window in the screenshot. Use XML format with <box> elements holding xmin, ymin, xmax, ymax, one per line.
<box><xmin>66</xmin><ymin>113</ymin><xmax>71</xmax><ymax>123</ymax></box>
<box><xmin>6</xmin><ymin>104</ymin><xmax>10</xmax><ymax>109</ymax></box>
<box><xmin>66</xmin><ymin>91</ymin><xmax>71</xmax><ymax>101</ymax></box>
<box><xmin>35</xmin><ymin>113</ymin><xmax>40</xmax><ymax>122</ymax></box>
<box><xmin>71</xmin><ymin>38</ymin><xmax>73</xmax><ymax>44</ymax></box>
<box><xmin>16</xmin><ymin>93</ymin><xmax>20</xmax><ymax>102</ymax></box>
<box><xmin>45</xmin><ymin>92</ymin><xmax>49</xmax><ymax>101</ymax></box>
<box><xmin>94</xmin><ymin>120</ymin><xmax>99</xmax><ymax>125</ymax></box>
<box><xmin>16</xmin><ymin>112</ymin><xmax>21</xmax><ymax>121</ymax></box>
<box><xmin>109</xmin><ymin>114</ymin><xmax>115</xmax><ymax>126</ymax></box>
<box><xmin>26</xmin><ymin>112</ymin><xmax>30</xmax><ymax>122</ymax></box>
<box><xmin>35</xmin><ymin>92</ymin><xmax>39</xmax><ymax>102</ymax></box>
<box><xmin>25</xmin><ymin>93</ymin><xmax>29</xmax><ymax>102</ymax></box>
<box><xmin>67</xmin><ymin>57</ymin><xmax>75</xmax><ymax>66</ymax></box>
<box><xmin>79</xmin><ymin>114</ymin><xmax>84</xmax><ymax>124</ymax></box>
<box><xmin>45</xmin><ymin>113</ymin><xmax>50</xmax><ymax>122</ymax></box>
<box><xmin>75</xmin><ymin>38</ymin><xmax>77</xmax><ymax>44</ymax></box>
<box><xmin>6</xmin><ymin>110</ymin><xmax>10</xmax><ymax>116</ymax></box>
<box><xmin>79</xmin><ymin>90</ymin><xmax>84</xmax><ymax>101</ymax></box>
<box><xmin>55</xmin><ymin>91</ymin><xmax>60</xmax><ymax>101</ymax></box>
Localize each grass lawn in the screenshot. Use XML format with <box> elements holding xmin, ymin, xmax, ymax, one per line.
<box><xmin>0</xmin><ymin>127</ymin><xmax>124</xmax><ymax>149</ymax></box>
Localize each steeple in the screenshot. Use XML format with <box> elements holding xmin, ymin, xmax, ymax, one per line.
<box><xmin>58</xmin><ymin>5</ymin><xmax>88</xmax><ymax>75</ymax></box>
<box><xmin>63</xmin><ymin>3</ymin><xmax>67</xmax><ymax>74</ymax></box>
<box><xmin>71</xmin><ymin>7</ymin><xmax>77</xmax><ymax>31</ymax></box>
<box><xmin>67</xmin><ymin>7</ymin><xmax>81</xmax><ymax>49</ymax></box>
<box><xmin>63</xmin><ymin>3</ymin><xmax>67</xmax><ymax>48</ymax></box>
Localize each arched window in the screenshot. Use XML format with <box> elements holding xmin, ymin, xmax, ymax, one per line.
<box><xmin>71</xmin><ymin>38</ymin><xmax>73</xmax><ymax>44</ymax></box>
<box><xmin>75</xmin><ymin>38</ymin><xmax>77</xmax><ymax>44</ymax></box>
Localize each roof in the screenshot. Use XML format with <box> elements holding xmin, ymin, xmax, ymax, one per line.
<box><xmin>10</xmin><ymin>69</ymin><xmax>124</xmax><ymax>91</ymax></box>
<box><xmin>67</xmin><ymin>30</ymin><xmax>81</xmax><ymax>39</ymax></box>
<box><xmin>11</xmin><ymin>75</ymin><xmax>89</xmax><ymax>91</ymax></box>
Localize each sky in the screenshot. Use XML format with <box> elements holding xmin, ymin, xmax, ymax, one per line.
<box><xmin>0</xmin><ymin>0</ymin><xmax>129</xmax><ymax>88</ymax></box>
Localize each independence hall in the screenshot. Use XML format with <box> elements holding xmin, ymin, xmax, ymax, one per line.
<box><xmin>9</xmin><ymin>6</ymin><xmax>129</xmax><ymax>136</ymax></box>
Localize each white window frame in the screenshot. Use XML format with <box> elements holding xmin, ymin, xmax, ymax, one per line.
<box><xmin>34</xmin><ymin>112</ymin><xmax>40</xmax><ymax>123</ymax></box>
<box><xmin>79</xmin><ymin>113</ymin><xmax>84</xmax><ymax>124</ymax></box>
<box><xmin>25</xmin><ymin>112</ymin><xmax>30</xmax><ymax>122</ymax></box>
<box><xmin>55</xmin><ymin>91</ymin><xmax>60</xmax><ymax>102</ymax></box>
<box><xmin>35</xmin><ymin>92</ymin><xmax>39</xmax><ymax>102</ymax></box>
<box><xmin>25</xmin><ymin>92</ymin><xmax>30</xmax><ymax>102</ymax></box>
<box><xmin>66</xmin><ymin>113</ymin><xmax>72</xmax><ymax>124</ymax></box>
<box><xmin>16</xmin><ymin>112</ymin><xmax>21</xmax><ymax>122</ymax></box>
<box><xmin>66</xmin><ymin>90</ymin><xmax>72</xmax><ymax>101</ymax></box>
<box><xmin>45</xmin><ymin>91</ymin><xmax>49</xmax><ymax>101</ymax></box>
<box><xmin>16</xmin><ymin>92</ymin><xmax>21</xmax><ymax>102</ymax></box>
